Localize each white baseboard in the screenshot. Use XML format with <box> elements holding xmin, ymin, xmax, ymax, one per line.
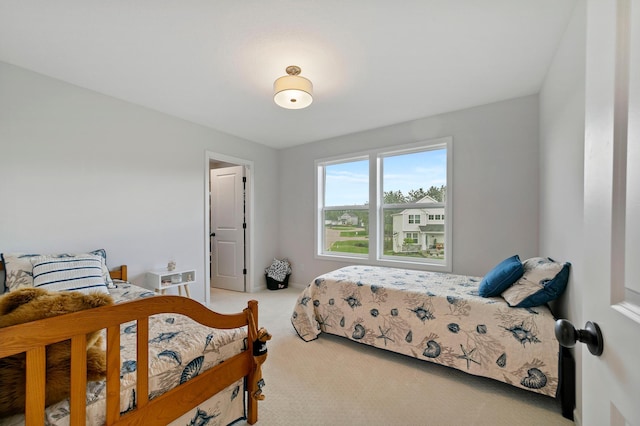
<box><xmin>573</xmin><ymin>408</ymin><xmax>581</xmax><ymax>426</ymax></box>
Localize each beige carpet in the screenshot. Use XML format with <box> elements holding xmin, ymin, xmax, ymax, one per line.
<box><xmin>210</xmin><ymin>286</ymin><xmax>574</xmax><ymax>426</ymax></box>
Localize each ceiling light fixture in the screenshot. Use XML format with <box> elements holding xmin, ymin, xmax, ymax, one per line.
<box><xmin>273</xmin><ymin>65</ymin><xmax>313</xmax><ymax>109</ymax></box>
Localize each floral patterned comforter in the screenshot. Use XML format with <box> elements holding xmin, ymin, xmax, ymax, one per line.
<box><xmin>1</xmin><ymin>282</ymin><xmax>248</xmax><ymax>426</ymax></box>
<box><xmin>291</xmin><ymin>265</ymin><xmax>559</xmax><ymax>398</ymax></box>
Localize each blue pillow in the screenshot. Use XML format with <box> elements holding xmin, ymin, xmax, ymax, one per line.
<box><xmin>479</xmin><ymin>255</ymin><xmax>524</xmax><ymax>297</ymax></box>
<box><xmin>501</xmin><ymin>258</ymin><xmax>571</xmax><ymax>308</ymax></box>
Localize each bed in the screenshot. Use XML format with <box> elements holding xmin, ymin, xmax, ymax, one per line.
<box><xmin>291</xmin><ymin>264</ymin><xmax>574</xmax><ymax>418</ymax></box>
<box><xmin>0</xmin><ymin>260</ymin><xmax>264</xmax><ymax>425</ymax></box>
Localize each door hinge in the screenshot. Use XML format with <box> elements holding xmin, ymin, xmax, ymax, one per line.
<box><xmin>243</xmin><ymin>268</ymin><xmax>247</xmax><ymax>275</ymax></box>
<box><xmin>243</xmin><ymin>223</ymin><xmax>247</xmax><ymax>229</ymax></box>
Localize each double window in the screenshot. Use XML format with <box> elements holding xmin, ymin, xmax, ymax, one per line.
<box><xmin>405</xmin><ymin>232</ymin><xmax>419</xmax><ymax>243</ymax></box>
<box><xmin>316</xmin><ymin>137</ymin><xmax>451</xmax><ymax>271</ymax></box>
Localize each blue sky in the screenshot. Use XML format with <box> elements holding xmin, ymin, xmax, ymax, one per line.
<box><xmin>325</xmin><ymin>149</ymin><xmax>446</xmax><ymax>206</ymax></box>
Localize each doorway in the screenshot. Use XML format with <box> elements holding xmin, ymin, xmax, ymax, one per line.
<box><xmin>204</xmin><ymin>152</ymin><xmax>253</xmax><ymax>304</ymax></box>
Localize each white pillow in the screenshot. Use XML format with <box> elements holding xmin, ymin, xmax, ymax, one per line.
<box><xmin>31</xmin><ymin>254</ymin><xmax>110</xmax><ymax>295</ymax></box>
<box><xmin>2</xmin><ymin>249</ymin><xmax>114</xmax><ymax>292</ymax></box>
<box><xmin>1</xmin><ymin>252</ymin><xmax>38</xmax><ymax>292</ymax></box>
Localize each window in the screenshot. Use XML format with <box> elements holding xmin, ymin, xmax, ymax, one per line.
<box><xmin>316</xmin><ymin>137</ymin><xmax>451</xmax><ymax>271</ymax></box>
<box><xmin>405</xmin><ymin>232</ymin><xmax>419</xmax><ymax>243</ymax></box>
<box><xmin>319</xmin><ymin>158</ymin><xmax>369</xmax><ymax>256</ymax></box>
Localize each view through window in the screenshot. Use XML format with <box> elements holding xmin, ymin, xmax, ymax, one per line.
<box><xmin>322</xmin><ymin>158</ymin><xmax>369</xmax><ymax>256</ymax></box>
<box><xmin>317</xmin><ymin>138</ymin><xmax>450</xmax><ymax>269</ymax></box>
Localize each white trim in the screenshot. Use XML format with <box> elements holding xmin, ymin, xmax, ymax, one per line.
<box><xmin>204</xmin><ymin>151</ymin><xmax>255</xmax><ymax>306</ymax></box>
<box><xmin>314</xmin><ymin>137</ymin><xmax>452</xmax><ymax>272</ymax></box>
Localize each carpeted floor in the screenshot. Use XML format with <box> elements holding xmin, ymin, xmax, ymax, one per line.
<box><xmin>210</xmin><ymin>286</ymin><xmax>574</xmax><ymax>426</ymax></box>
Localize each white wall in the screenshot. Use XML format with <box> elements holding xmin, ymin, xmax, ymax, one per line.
<box><xmin>0</xmin><ymin>61</ymin><xmax>280</xmax><ymax>301</ymax></box>
<box><xmin>279</xmin><ymin>95</ymin><xmax>540</xmax><ymax>286</ymax></box>
<box><xmin>539</xmin><ymin>1</ymin><xmax>586</xmax><ymax>422</ymax></box>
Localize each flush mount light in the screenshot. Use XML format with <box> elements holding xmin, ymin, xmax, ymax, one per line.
<box><xmin>273</xmin><ymin>65</ymin><xmax>313</xmax><ymax>109</ymax></box>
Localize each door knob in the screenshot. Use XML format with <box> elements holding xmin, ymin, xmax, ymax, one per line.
<box><xmin>555</xmin><ymin>319</ymin><xmax>604</xmax><ymax>356</ymax></box>
<box><xmin>210</xmin><ymin>233</ymin><xmax>215</xmax><ymax>237</ymax></box>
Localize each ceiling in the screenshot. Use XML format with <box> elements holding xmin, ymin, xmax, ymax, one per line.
<box><xmin>0</xmin><ymin>1</ymin><xmax>576</xmax><ymax>149</ymax></box>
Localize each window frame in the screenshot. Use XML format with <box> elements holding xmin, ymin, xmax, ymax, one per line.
<box><xmin>315</xmin><ymin>137</ymin><xmax>452</xmax><ymax>272</ymax></box>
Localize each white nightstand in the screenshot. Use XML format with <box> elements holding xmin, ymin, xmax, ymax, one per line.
<box><xmin>145</xmin><ymin>268</ymin><xmax>196</xmax><ymax>298</ymax></box>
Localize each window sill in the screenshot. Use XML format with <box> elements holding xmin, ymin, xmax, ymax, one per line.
<box><xmin>316</xmin><ymin>253</ymin><xmax>452</xmax><ymax>273</ymax></box>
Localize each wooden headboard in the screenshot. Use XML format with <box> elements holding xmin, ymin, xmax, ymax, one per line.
<box><xmin>0</xmin><ymin>262</ymin><xmax>128</xmax><ymax>282</ymax></box>
<box><xmin>109</xmin><ymin>264</ymin><xmax>128</xmax><ymax>281</ymax></box>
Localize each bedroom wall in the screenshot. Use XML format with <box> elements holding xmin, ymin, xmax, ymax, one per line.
<box><xmin>539</xmin><ymin>1</ymin><xmax>586</xmax><ymax>422</ymax></box>
<box><xmin>278</xmin><ymin>95</ymin><xmax>540</xmax><ymax>287</ymax></box>
<box><xmin>0</xmin><ymin>61</ymin><xmax>280</xmax><ymax>302</ymax></box>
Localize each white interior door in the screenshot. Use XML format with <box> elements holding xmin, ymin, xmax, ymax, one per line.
<box><xmin>582</xmin><ymin>0</ymin><xmax>640</xmax><ymax>424</ymax></box>
<box><xmin>210</xmin><ymin>165</ymin><xmax>245</xmax><ymax>291</ymax></box>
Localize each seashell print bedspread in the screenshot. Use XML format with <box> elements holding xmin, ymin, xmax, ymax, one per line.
<box><xmin>0</xmin><ymin>282</ymin><xmax>247</xmax><ymax>426</ymax></box>
<box><xmin>291</xmin><ymin>265</ymin><xmax>560</xmax><ymax>398</ymax></box>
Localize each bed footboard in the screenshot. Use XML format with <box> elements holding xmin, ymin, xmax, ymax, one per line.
<box><xmin>0</xmin><ymin>295</ymin><xmax>260</xmax><ymax>425</ymax></box>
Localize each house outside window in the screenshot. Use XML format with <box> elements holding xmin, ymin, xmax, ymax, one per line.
<box><xmin>315</xmin><ymin>137</ymin><xmax>452</xmax><ymax>271</ymax></box>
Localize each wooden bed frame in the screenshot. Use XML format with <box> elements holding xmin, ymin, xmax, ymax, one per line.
<box><xmin>0</xmin><ymin>264</ymin><xmax>261</xmax><ymax>425</ymax></box>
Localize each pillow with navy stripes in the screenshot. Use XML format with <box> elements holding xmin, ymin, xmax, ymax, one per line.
<box><xmin>2</xmin><ymin>249</ymin><xmax>114</xmax><ymax>293</ymax></box>
<box><xmin>30</xmin><ymin>254</ymin><xmax>110</xmax><ymax>295</ymax></box>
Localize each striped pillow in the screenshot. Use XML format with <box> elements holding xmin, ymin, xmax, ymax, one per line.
<box><xmin>2</xmin><ymin>249</ymin><xmax>114</xmax><ymax>292</ymax></box>
<box><xmin>31</xmin><ymin>255</ymin><xmax>110</xmax><ymax>295</ymax></box>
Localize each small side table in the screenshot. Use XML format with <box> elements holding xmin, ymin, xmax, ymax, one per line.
<box><xmin>145</xmin><ymin>268</ymin><xmax>196</xmax><ymax>298</ymax></box>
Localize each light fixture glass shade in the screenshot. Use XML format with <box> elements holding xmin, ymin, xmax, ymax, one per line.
<box><xmin>273</xmin><ymin>67</ymin><xmax>313</xmax><ymax>109</ymax></box>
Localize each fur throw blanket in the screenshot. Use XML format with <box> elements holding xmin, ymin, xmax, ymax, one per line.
<box><xmin>0</xmin><ymin>287</ymin><xmax>113</xmax><ymax>417</ymax></box>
